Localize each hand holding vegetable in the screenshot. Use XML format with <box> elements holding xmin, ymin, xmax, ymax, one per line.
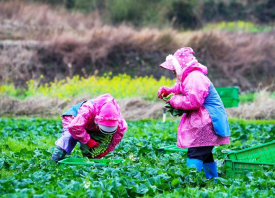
<box><xmin>157</xmin><ymin>86</ymin><xmax>171</xmax><ymax>99</ymax></box>
<box><xmin>162</xmin><ymin>93</ymin><xmax>188</xmax><ymax>116</ymax></box>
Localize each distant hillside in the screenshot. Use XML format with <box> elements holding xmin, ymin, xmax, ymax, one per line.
<box><xmin>0</xmin><ymin>1</ymin><xmax>275</xmax><ymax>91</ymax></box>
<box><xmin>14</xmin><ymin>0</ymin><xmax>275</xmax><ymax>29</ymax></box>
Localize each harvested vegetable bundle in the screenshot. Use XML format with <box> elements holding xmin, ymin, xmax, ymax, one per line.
<box><xmin>80</xmin><ymin>132</ymin><xmax>113</xmax><ymax>158</ymax></box>
<box><xmin>162</xmin><ymin>93</ymin><xmax>188</xmax><ymax>117</ymax></box>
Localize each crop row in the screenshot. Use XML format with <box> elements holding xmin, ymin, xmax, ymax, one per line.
<box><xmin>1</xmin><ymin>118</ymin><xmax>275</xmax><ymax>197</ymax></box>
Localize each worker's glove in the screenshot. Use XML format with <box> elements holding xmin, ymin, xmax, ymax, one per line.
<box><xmin>157</xmin><ymin>86</ymin><xmax>171</xmax><ymax>99</ymax></box>
<box><xmin>95</xmin><ymin>149</ymin><xmax>110</xmax><ymax>159</ymax></box>
<box><xmin>87</xmin><ymin>139</ymin><xmax>100</xmax><ymax>148</ymax></box>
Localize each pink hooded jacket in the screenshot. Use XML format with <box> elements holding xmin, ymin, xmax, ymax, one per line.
<box><xmin>160</xmin><ymin>47</ymin><xmax>230</xmax><ymax>148</ymax></box>
<box><xmin>63</xmin><ymin>94</ymin><xmax>127</xmax><ymax>152</ymax></box>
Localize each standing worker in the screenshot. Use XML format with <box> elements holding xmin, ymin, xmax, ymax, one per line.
<box><xmin>157</xmin><ymin>47</ymin><xmax>230</xmax><ymax>180</ymax></box>
<box><xmin>51</xmin><ymin>93</ymin><xmax>127</xmax><ymax>162</ymax></box>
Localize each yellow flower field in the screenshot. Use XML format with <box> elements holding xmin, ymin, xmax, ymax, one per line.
<box><xmin>0</xmin><ymin>74</ymin><xmax>175</xmax><ymax>101</ymax></box>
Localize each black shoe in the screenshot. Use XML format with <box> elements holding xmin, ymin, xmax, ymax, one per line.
<box><xmin>51</xmin><ymin>146</ymin><xmax>67</xmax><ymax>163</ymax></box>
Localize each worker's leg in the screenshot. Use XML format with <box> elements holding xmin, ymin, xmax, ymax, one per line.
<box><xmin>186</xmin><ymin>146</ymin><xmax>214</xmax><ymax>172</ymax></box>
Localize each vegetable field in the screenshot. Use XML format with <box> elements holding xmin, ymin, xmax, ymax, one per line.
<box><xmin>1</xmin><ymin>118</ymin><xmax>275</xmax><ymax>197</ymax></box>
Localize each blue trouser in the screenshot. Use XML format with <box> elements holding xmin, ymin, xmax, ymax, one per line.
<box><xmin>55</xmin><ymin>128</ymin><xmax>78</xmax><ymax>154</ymax></box>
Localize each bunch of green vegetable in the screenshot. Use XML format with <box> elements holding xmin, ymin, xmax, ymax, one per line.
<box><xmin>80</xmin><ymin>133</ymin><xmax>113</xmax><ymax>158</ymax></box>
<box><xmin>162</xmin><ymin>93</ymin><xmax>188</xmax><ymax>117</ymax></box>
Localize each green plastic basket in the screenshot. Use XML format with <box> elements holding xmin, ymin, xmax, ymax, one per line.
<box><xmin>225</xmin><ymin>159</ymin><xmax>275</xmax><ymax>176</ymax></box>
<box><xmin>223</xmin><ymin>140</ymin><xmax>275</xmax><ymax>175</ymax></box>
<box><xmin>158</xmin><ymin>145</ymin><xmax>188</xmax><ymax>153</ymax></box>
<box><xmin>58</xmin><ymin>158</ymin><xmax>124</xmax><ymax>165</ymax></box>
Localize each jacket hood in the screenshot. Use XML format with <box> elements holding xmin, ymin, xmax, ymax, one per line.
<box><xmin>160</xmin><ymin>47</ymin><xmax>208</xmax><ymax>82</ymax></box>
<box><xmin>93</xmin><ymin>94</ymin><xmax>121</xmax><ymax>127</ymax></box>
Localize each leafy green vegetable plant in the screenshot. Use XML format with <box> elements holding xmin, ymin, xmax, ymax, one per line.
<box><xmin>162</xmin><ymin>93</ymin><xmax>188</xmax><ymax>117</ymax></box>
<box><xmin>0</xmin><ymin>118</ymin><xmax>275</xmax><ymax>197</ymax></box>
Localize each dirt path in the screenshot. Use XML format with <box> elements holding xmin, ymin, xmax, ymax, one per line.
<box><xmin>1</xmin><ymin>95</ymin><xmax>274</xmax><ymax>120</ymax></box>
<box><xmin>0</xmin><ymin>95</ymin><xmax>165</xmax><ymax>120</ymax></box>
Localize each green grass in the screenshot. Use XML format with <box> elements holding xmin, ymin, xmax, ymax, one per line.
<box><xmin>203</xmin><ymin>21</ymin><xmax>274</xmax><ymax>33</ymax></box>
<box><xmin>228</xmin><ymin>118</ymin><xmax>275</xmax><ymax>125</ymax></box>
<box><xmin>239</xmin><ymin>92</ymin><xmax>256</xmax><ymax>103</ymax></box>
<box><xmin>239</xmin><ymin>91</ymin><xmax>275</xmax><ymax>104</ymax></box>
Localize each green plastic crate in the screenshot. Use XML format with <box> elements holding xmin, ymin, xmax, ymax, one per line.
<box><xmin>225</xmin><ymin>159</ymin><xmax>275</xmax><ymax>176</ymax></box>
<box><xmin>158</xmin><ymin>145</ymin><xmax>188</xmax><ymax>153</ymax></box>
<box><xmin>223</xmin><ymin>140</ymin><xmax>275</xmax><ymax>175</ymax></box>
<box><xmin>216</xmin><ymin>87</ymin><xmax>240</xmax><ymax>108</ymax></box>
<box><xmin>223</xmin><ymin>140</ymin><xmax>275</xmax><ymax>163</ymax></box>
<box><xmin>216</xmin><ymin>87</ymin><xmax>239</xmax><ymax>98</ymax></box>
<box><xmin>58</xmin><ymin>158</ymin><xmax>124</xmax><ymax>165</ymax></box>
<box><xmin>221</xmin><ymin>98</ymin><xmax>239</xmax><ymax>108</ymax></box>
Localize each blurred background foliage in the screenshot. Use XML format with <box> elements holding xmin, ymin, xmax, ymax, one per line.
<box><xmin>25</xmin><ymin>0</ymin><xmax>275</xmax><ymax>29</ymax></box>
<box><xmin>0</xmin><ymin>0</ymin><xmax>275</xmax><ymax>118</ymax></box>
<box><xmin>0</xmin><ymin>0</ymin><xmax>275</xmax><ymax>91</ymax></box>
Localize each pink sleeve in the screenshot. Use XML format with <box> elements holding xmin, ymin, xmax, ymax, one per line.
<box><xmin>67</xmin><ymin>102</ymin><xmax>95</xmax><ymax>144</ymax></box>
<box><xmin>169</xmin><ymin>82</ymin><xmax>181</xmax><ymax>94</ymax></box>
<box><xmin>169</xmin><ymin>72</ymin><xmax>210</xmax><ymax>110</ymax></box>
<box><xmin>107</xmin><ymin>119</ymin><xmax>127</xmax><ymax>152</ymax></box>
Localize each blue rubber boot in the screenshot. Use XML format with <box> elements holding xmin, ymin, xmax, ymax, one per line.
<box><xmin>51</xmin><ymin>146</ymin><xmax>67</xmax><ymax>163</ymax></box>
<box><xmin>186</xmin><ymin>158</ymin><xmax>203</xmax><ymax>172</ymax></box>
<box><xmin>203</xmin><ymin>162</ymin><xmax>218</xmax><ymax>180</ymax></box>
